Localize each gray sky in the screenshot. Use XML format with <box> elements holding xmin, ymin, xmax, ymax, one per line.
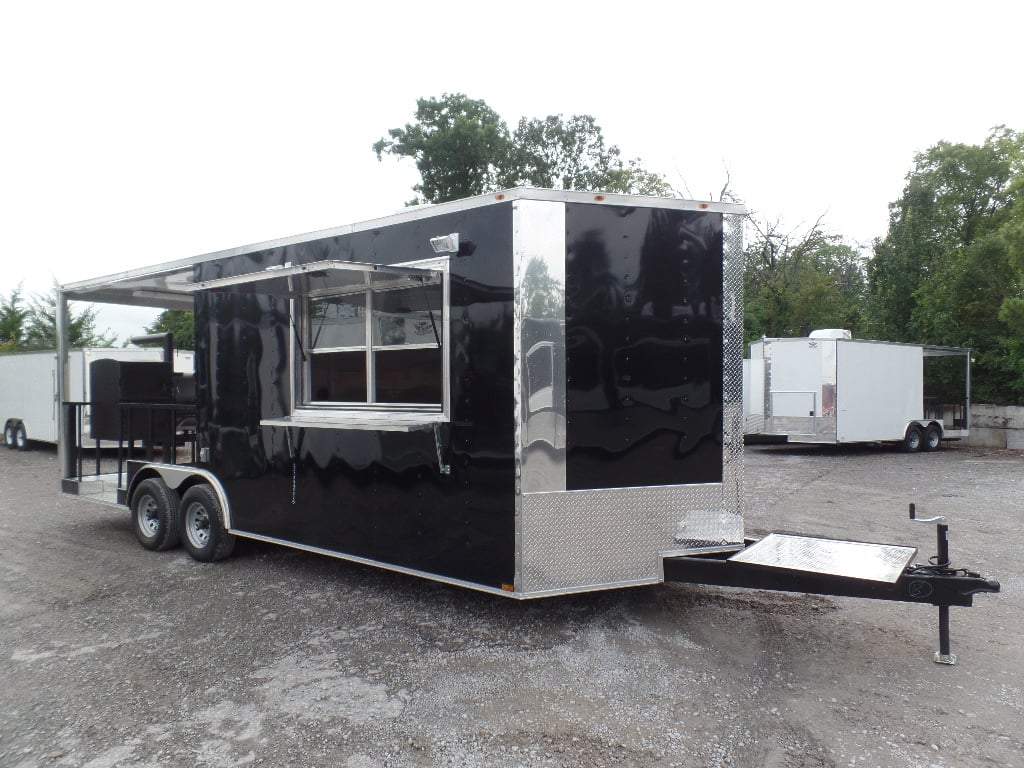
<box><xmin>2</xmin><ymin>0</ymin><xmax>1021</xmax><ymax>342</ymax></box>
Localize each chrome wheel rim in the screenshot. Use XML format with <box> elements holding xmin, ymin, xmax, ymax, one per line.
<box><xmin>137</xmin><ymin>495</ymin><xmax>160</xmax><ymax>537</ymax></box>
<box><xmin>3</xmin><ymin>426</ymin><xmax>12</xmax><ymax>446</ymax></box>
<box><xmin>185</xmin><ymin>501</ymin><xmax>211</xmax><ymax>549</ymax></box>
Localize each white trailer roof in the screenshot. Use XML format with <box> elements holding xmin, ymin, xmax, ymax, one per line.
<box><xmin>756</xmin><ymin>335</ymin><xmax>970</xmax><ymax>356</ymax></box>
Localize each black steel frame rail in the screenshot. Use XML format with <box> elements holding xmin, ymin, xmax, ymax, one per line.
<box><xmin>664</xmin><ymin>506</ymin><xmax>999</xmax><ymax>664</ymax></box>
<box><xmin>662</xmin><ymin>554</ymin><xmax>999</xmax><ymax>608</ymax></box>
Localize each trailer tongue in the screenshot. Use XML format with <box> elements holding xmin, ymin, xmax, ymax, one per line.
<box><xmin>665</xmin><ymin>508</ymin><xmax>1000</xmax><ymax>664</ymax></box>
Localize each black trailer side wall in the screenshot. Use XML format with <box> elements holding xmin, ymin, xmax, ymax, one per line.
<box><xmin>193</xmin><ymin>203</ymin><xmax>516</xmax><ymax>589</ymax></box>
<box><xmin>563</xmin><ymin>204</ymin><xmax>724</xmax><ymax>490</ymax></box>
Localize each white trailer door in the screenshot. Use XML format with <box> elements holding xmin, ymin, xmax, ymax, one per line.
<box><xmin>836</xmin><ymin>342</ymin><xmax>923</xmax><ymax>442</ymax></box>
<box><xmin>767</xmin><ymin>340</ymin><xmax>823</xmax><ymax>418</ymax></box>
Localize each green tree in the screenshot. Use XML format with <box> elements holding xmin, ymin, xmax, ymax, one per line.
<box><xmin>996</xmin><ymin>174</ymin><xmax>1024</xmax><ymax>335</ymax></box>
<box><xmin>0</xmin><ymin>284</ymin><xmax>29</xmax><ymax>352</ymax></box>
<box><xmin>374</xmin><ymin>94</ymin><xmax>671</xmax><ymax>203</ymax></box>
<box><xmin>373</xmin><ymin>94</ymin><xmax>512</xmax><ymax>204</ymax></box>
<box><xmin>146</xmin><ymin>310</ymin><xmax>195</xmax><ymax>350</ymax></box>
<box><xmin>866</xmin><ymin>127</ymin><xmax>1024</xmax><ymax>402</ymax></box>
<box><xmin>743</xmin><ymin>218</ymin><xmax>866</xmax><ymax>342</ymax></box>
<box><xmin>23</xmin><ymin>282</ymin><xmax>116</xmax><ymax>350</ymax></box>
<box><xmin>507</xmin><ymin>114</ymin><xmax>672</xmax><ymax>195</ymax></box>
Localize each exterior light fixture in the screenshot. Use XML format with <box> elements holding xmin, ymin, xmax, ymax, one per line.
<box><xmin>430</xmin><ymin>233</ymin><xmax>459</xmax><ymax>254</ymax></box>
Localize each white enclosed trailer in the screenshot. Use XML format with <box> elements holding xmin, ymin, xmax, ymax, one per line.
<box><xmin>1</xmin><ymin>348</ymin><xmax>194</xmax><ymax>449</ymax></box>
<box><xmin>743</xmin><ymin>330</ymin><xmax>970</xmax><ymax>450</ymax></box>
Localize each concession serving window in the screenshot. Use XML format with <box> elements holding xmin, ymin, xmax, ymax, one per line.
<box><xmin>188</xmin><ymin>258</ymin><xmax>450</xmax><ymax>431</ymax></box>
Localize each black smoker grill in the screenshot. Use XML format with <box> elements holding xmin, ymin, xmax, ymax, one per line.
<box><xmin>89</xmin><ymin>359</ymin><xmax>176</xmax><ymax>442</ymax></box>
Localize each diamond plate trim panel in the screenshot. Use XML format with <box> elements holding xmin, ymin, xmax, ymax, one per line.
<box><xmin>730</xmin><ymin>534</ymin><xmax>916</xmax><ymax>583</ymax></box>
<box><xmin>520</xmin><ymin>484</ymin><xmax>744</xmax><ymax>594</ymax></box>
<box><xmin>722</xmin><ymin>212</ymin><xmax>745</xmax><ymax>525</ymax></box>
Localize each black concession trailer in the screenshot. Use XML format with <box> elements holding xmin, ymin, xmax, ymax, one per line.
<box><xmin>56</xmin><ymin>188</ymin><xmax>997</xmax><ymax>662</ymax></box>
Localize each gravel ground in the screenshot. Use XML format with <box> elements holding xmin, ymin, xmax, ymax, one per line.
<box><xmin>0</xmin><ymin>442</ymin><xmax>1020</xmax><ymax>768</ymax></box>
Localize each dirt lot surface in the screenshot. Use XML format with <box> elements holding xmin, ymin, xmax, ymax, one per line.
<box><xmin>0</xmin><ymin>443</ymin><xmax>1020</xmax><ymax>768</ymax></box>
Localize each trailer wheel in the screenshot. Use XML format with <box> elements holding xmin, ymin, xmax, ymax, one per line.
<box><xmin>3</xmin><ymin>422</ymin><xmax>15</xmax><ymax>449</ymax></box>
<box><xmin>13</xmin><ymin>423</ymin><xmax>28</xmax><ymax>451</ymax></box>
<box><xmin>924</xmin><ymin>424</ymin><xmax>943</xmax><ymax>452</ymax></box>
<box><xmin>130</xmin><ymin>478</ymin><xmax>181</xmax><ymax>551</ymax></box>
<box><xmin>901</xmin><ymin>425</ymin><xmax>923</xmax><ymax>453</ymax></box>
<box><xmin>179</xmin><ymin>484</ymin><xmax>235</xmax><ymax>563</ymax></box>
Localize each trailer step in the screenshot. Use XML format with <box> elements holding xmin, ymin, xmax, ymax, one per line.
<box><xmin>61</xmin><ymin>473</ymin><xmax>123</xmax><ymax>507</ymax></box>
<box><xmin>728</xmin><ymin>533</ymin><xmax>916</xmax><ymax>584</ymax></box>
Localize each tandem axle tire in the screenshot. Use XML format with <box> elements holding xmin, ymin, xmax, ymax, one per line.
<box><xmin>924</xmin><ymin>424</ymin><xmax>943</xmax><ymax>452</ymax></box>
<box><xmin>901</xmin><ymin>425</ymin><xmax>923</xmax><ymax>453</ymax></box>
<box><xmin>130</xmin><ymin>478</ymin><xmax>181</xmax><ymax>551</ymax></box>
<box><xmin>5</xmin><ymin>422</ymin><xmax>29</xmax><ymax>451</ymax></box>
<box><xmin>179</xmin><ymin>484</ymin><xmax>235</xmax><ymax>562</ymax></box>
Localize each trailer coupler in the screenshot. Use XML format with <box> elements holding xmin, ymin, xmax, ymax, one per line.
<box><xmin>663</xmin><ymin>506</ymin><xmax>999</xmax><ymax>664</ymax></box>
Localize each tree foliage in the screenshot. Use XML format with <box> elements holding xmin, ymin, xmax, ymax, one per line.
<box><xmin>374</xmin><ymin>93</ymin><xmax>671</xmax><ymax>204</ymax></box>
<box><xmin>866</xmin><ymin>127</ymin><xmax>1024</xmax><ymax>402</ymax></box>
<box><xmin>146</xmin><ymin>310</ymin><xmax>195</xmax><ymax>351</ymax></box>
<box><xmin>373</xmin><ymin>94</ymin><xmax>511</xmax><ymax>205</ymax></box>
<box><xmin>0</xmin><ymin>282</ymin><xmax>115</xmax><ymax>351</ymax></box>
<box><xmin>743</xmin><ymin>218</ymin><xmax>866</xmax><ymax>342</ymax></box>
<box><xmin>24</xmin><ymin>282</ymin><xmax>117</xmax><ymax>349</ymax></box>
<box><xmin>0</xmin><ymin>285</ymin><xmax>30</xmax><ymax>352</ymax></box>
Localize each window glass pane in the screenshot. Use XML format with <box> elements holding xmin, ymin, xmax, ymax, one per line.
<box><xmin>374</xmin><ymin>348</ymin><xmax>442</xmax><ymax>404</ymax></box>
<box><xmin>372</xmin><ymin>285</ymin><xmax>442</xmax><ymax>347</ymax></box>
<box><xmin>309</xmin><ymin>351</ymin><xmax>367</xmax><ymax>402</ymax></box>
<box><xmin>310</xmin><ymin>294</ymin><xmax>366</xmax><ymax>349</ymax></box>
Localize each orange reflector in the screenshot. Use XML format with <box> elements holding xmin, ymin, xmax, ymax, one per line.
<box><xmin>699</xmin><ymin>202</ymin><xmax>710</xmax><ymax>209</ymax></box>
<box><xmin>501</xmin><ymin>583</ymin><xmax>515</xmax><ymax>592</ymax></box>
<box><xmin>495</xmin><ymin>193</ymin><xmax>505</xmax><ymax>201</ymax></box>
<box><xmin>594</xmin><ymin>194</ymin><xmax>606</xmax><ymax>201</ymax></box>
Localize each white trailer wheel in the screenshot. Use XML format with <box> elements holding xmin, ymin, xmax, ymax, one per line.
<box><xmin>924</xmin><ymin>424</ymin><xmax>942</xmax><ymax>452</ymax></box>
<box><xmin>3</xmin><ymin>423</ymin><xmax>14</xmax><ymax>449</ymax></box>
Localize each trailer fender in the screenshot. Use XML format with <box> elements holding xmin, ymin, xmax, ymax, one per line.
<box><xmin>126</xmin><ymin>465</ymin><xmax>234</xmax><ymax>530</ymax></box>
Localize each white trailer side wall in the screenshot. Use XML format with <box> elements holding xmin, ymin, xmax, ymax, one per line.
<box><xmin>0</xmin><ymin>352</ymin><xmax>60</xmax><ymax>442</ymax></box>
<box><xmin>836</xmin><ymin>341</ymin><xmax>923</xmax><ymax>442</ymax></box>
